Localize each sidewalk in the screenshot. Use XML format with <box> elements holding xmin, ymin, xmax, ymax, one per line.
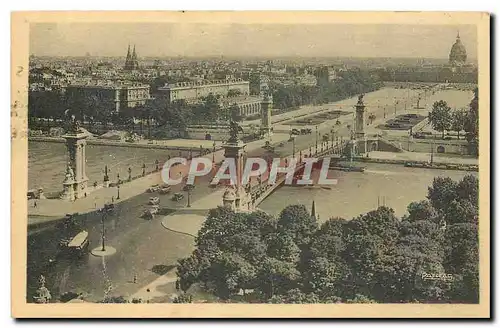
<box><xmin>160</xmin><ymin>189</ymin><xmax>226</xmax><ymax>237</ymax></box>
<box><xmin>128</xmin><ymin>268</ymin><xmax>179</xmax><ymax>303</ymax></box>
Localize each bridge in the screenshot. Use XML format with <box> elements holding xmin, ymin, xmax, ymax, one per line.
<box><xmin>248</xmin><ymin>139</ymin><xmax>350</xmax><ymax>207</ymax></box>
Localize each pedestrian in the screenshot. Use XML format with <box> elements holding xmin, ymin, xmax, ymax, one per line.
<box><xmin>133</xmin><ymin>274</ymin><xmax>137</xmax><ymax>284</ymax></box>
<box><xmin>175</xmin><ymin>279</ymin><xmax>180</xmax><ymax>291</ymax></box>
<box><xmin>34</xmin><ymin>201</ymin><xmax>37</xmax><ymax>208</ymax></box>
<box><xmin>112</xmin><ymin>196</ymin><xmax>114</xmax><ymax>203</ymax></box>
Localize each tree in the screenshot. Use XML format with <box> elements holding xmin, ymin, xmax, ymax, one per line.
<box><xmin>268</xmin><ymin>288</ymin><xmax>322</xmax><ymax>304</ymax></box>
<box><xmin>464</xmin><ymin>88</ymin><xmax>479</xmax><ymax>155</ymax></box>
<box><xmin>451</xmin><ymin>109</ymin><xmax>467</xmax><ymax>140</ymax></box>
<box><xmin>257</xmin><ymin>257</ymin><xmax>300</xmax><ymax>298</ymax></box>
<box><xmin>173</xmin><ymin>293</ymin><xmax>193</xmax><ymax>303</ymax></box>
<box><xmin>277</xmin><ymin>205</ymin><xmax>318</xmax><ymax>247</ymax></box>
<box><xmin>207</xmin><ymin>253</ymin><xmax>257</xmax><ymax>299</ymax></box>
<box><xmin>227</xmin><ymin>89</ymin><xmax>242</xmax><ymax>97</ymax></box>
<box><xmin>309</xmin><ymin>217</ymin><xmax>347</xmax><ymax>260</ymax></box>
<box><xmin>230</xmin><ymin>103</ymin><xmax>242</xmax><ymax>122</ymax></box>
<box><xmin>429</xmin><ymin>100</ymin><xmax>452</xmax><ymax>139</ymax></box>
<box><xmin>165</xmin><ymin>99</ymin><xmax>191</xmax><ymax>131</ymax></box>
<box><xmin>427</xmin><ymin>177</ymin><xmax>459</xmax><ymax>215</ymax></box>
<box><xmin>265</xmin><ymin>232</ymin><xmax>301</xmax><ymax>263</ymax></box>
<box><xmin>405</xmin><ymin>200</ymin><xmax>439</xmax><ymax>223</ymax></box>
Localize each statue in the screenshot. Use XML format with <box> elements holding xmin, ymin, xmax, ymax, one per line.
<box><xmin>63</xmin><ymin>162</ymin><xmax>75</xmax><ymax>183</ymax></box>
<box><xmin>228</xmin><ymin>120</ymin><xmax>243</xmax><ymax>143</ymax></box>
<box><xmin>357</xmin><ymin>94</ymin><xmax>365</xmax><ymax>106</ymax></box>
<box><xmin>33</xmin><ymin>275</ymin><xmax>51</xmax><ymax>304</ymax></box>
<box><xmin>64</xmin><ymin>109</ymin><xmax>82</xmax><ymax>134</ymax></box>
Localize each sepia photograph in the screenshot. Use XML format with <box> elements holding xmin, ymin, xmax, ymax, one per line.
<box><xmin>11</xmin><ymin>11</ymin><xmax>490</xmax><ymax>318</ymax></box>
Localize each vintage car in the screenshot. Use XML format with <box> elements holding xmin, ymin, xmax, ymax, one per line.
<box><xmin>159</xmin><ymin>185</ymin><xmax>172</xmax><ymax>194</ymax></box>
<box><xmin>148</xmin><ymin>197</ymin><xmax>160</xmax><ymax>205</ymax></box>
<box><xmin>182</xmin><ymin>184</ymin><xmax>195</xmax><ymax>192</ymax></box>
<box><xmin>172</xmin><ymin>193</ymin><xmax>185</xmax><ymax>201</ymax></box>
<box><xmin>143</xmin><ymin>205</ymin><xmax>160</xmax><ymax>219</ymax></box>
<box><xmin>147</xmin><ymin>184</ymin><xmax>160</xmax><ymax>193</ymax></box>
<box><xmin>59</xmin><ymin>230</ymin><xmax>89</xmax><ymax>257</ymax></box>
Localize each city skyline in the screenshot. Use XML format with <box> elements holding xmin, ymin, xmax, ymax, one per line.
<box><xmin>30</xmin><ymin>23</ymin><xmax>477</xmax><ymax>60</ymax></box>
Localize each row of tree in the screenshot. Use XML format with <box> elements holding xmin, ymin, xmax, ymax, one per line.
<box><xmin>270</xmin><ymin>69</ymin><xmax>383</xmax><ymax>111</ymax></box>
<box><xmin>427</xmin><ymin>88</ymin><xmax>479</xmax><ymax>155</ymax></box>
<box><xmin>177</xmin><ymin>175</ymin><xmax>479</xmax><ymax>303</ymax></box>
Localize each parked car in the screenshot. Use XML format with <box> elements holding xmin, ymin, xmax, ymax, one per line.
<box><xmin>183</xmin><ymin>184</ymin><xmax>195</xmax><ymax>192</ymax></box>
<box><xmin>143</xmin><ymin>205</ymin><xmax>160</xmax><ymax>219</ymax></box>
<box><xmin>172</xmin><ymin>193</ymin><xmax>184</xmax><ymax>201</ymax></box>
<box><xmin>148</xmin><ymin>197</ymin><xmax>160</xmax><ymax>205</ymax></box>
<box><xmin>147</xmin><ymin>184</ymin><xmax>160</xmax><ymax>193</ymax></box>
<box><xmin>291</xmin><ymin>129</ymin><xmax>300</xmax><ymax>135</ymax></box>
<box><xmin>159</xmin><ymin>185</ymin><xmax>171</xmax><ymax>194</ymax></box>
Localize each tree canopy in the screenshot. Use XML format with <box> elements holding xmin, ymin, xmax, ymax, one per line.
<box><xmin>177</xmin><ymin>174</ymin><xmax>479</xmax><ymax>303</ymax></box>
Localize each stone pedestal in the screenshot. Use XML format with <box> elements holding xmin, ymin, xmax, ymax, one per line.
<box><xmin>355</xmin><ymin>95</ymin><xmax>366</xmax><ymax>154</ymax></box>
<box><xmin>60</xmin><ymin>180</ymin><xmax>76</xmax><ymax>201</ymax></box>
<box><xmin>222</xmin><ymin>140</ymin><xmax>253</xmax><ymax>213</ymax></box>
<box><xmin>260</xmin><ymin>95</ymin><xmax>273</xmax><ymax>137</ymax></box>
<box><xmin>61</xmin><ymin>130</ymin><xmax>89</xmax><ymax>200</ymax></box>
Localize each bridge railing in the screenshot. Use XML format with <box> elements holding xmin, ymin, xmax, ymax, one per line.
<box><xmin>249</xmin><ymin>140</ymin><xmax>349</xmax><ymax>205</ymax></box>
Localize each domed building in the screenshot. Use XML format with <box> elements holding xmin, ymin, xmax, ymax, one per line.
<box><xmin>449</xmin><ymin>32</ymin><xmax>467</xmax><ymax>66</ymax></box>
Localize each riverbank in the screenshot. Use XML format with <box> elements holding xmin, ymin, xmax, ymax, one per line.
<box><xmin>29</xmin><ymin>136</ymin><xmax>225</xmax><ymax>152</ymax></box>
<box><xmin>358</xmin><ymin>151</ymin><xmax>478</xmax><ymax>171</ymax></box>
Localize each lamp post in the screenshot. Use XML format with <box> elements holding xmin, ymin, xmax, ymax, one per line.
<box><xmin>117</xmin><ymin>184</ymin><xmax>120</xmax><ymax>200</ymax></box>
<box><xmin>117</xmin><ymin>173</ymin><xmax>120</xmax><ymax>185</ymax></box>
<box><xmin>315</xmin><ymin>125</ymin><xmax>318</xmax><ymax>154</ymax></box>
<box><xmin>212</xmin><ymin>141</ymin><xmax>216</xmax><ymax>163</ymax></box>
<box><xmin>104</xmin><ymin>165</ymin><xmax>109</xmax><ymax>186</ymax></box>
<box><xmin>100</xmin><ymin>205</ymin><xmax>108</xmax><ymax>252</ymax></box>
<box><xmin>186</xmin><ymin>185</ymin><xmax>192</xmax><ymax>208</ymax></box>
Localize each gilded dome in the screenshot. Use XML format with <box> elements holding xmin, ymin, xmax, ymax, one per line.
<box><xmin>449</xmin><ymin>32</ymin><xmax>467</xmax><ymax>65</ymax></box>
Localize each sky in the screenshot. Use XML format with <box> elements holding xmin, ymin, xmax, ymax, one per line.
<box><xmin>30</xmin><ymin>23</ymin><xmax>477</xmax><ymax>59</ymax></box>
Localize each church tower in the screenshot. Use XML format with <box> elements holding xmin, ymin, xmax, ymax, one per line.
<box><xmin>124</xmin><ymin>44</ymin><xmax>139</xmax><ymax>71</ymax></box>
<box><xmin>131</xmin><ymin>45</ymin><xmax>139</xmax><ymax>69</ymax></box>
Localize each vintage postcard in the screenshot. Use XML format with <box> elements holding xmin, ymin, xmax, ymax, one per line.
<box><xmin>11</xmin><ymin>11</ymin><xmax>490</xmax><ymax>318</ymax></box>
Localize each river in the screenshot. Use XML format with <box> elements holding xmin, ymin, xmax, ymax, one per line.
<box><xmin>28</xmin><ymin>142</ymin><xmax>177</xmax><ymax>193</ymax></box>
<box><xmin>259</xmin><ymin>162</ymin><xmax>477</xmax><ymax>221</ymax></box>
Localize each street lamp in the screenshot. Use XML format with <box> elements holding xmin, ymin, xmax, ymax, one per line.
<box><xmin>315</xmin><ymin>125</ymin><xmax>318</xmax><ymax>154</ymax></box>
<box><xmin>100</xmin><ymin>204</ymin><xmax>112</xmax><ymax>252</ymax></box>
<box><xmin>117</xmin><ymin>184</ymin><xmax>120</xmax><ymax>200</ymax></box>
<box><xmin>186</xmin><ymin>185</ymin><xmax>192</xmax><ymax>208</ymax></box>
<box><xmin>212</xmin><ymin>141</ymin><xmax>216</xmax><ymax>163</ymax></box>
